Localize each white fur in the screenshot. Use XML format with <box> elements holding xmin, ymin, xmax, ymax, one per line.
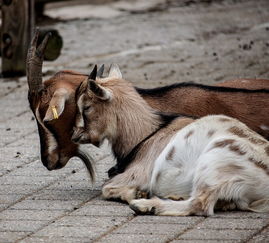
<box><xmin>35</xmin><ymin>106</ymin><xmax>59</xmax><ymax>169</ymax></box>
<box><xmin>130</xmin><ymin>115</ymin><xmax>269</xmax><ymax>215</ymax></box>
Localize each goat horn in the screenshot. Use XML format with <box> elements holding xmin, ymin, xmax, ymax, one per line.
<box><xmin>89</xmin><ymin>65</ymin><xmax>97</xmax><ymax>80</ymax></box>
<box><xmin>26</xmin><ymin>28</ymin><xmax>51</xmax><ymax>93</ymax></box>
<box><xmin>97</xmin><ymin>64</ymin><xmax>105</xmax><ymax>78</ymax></box>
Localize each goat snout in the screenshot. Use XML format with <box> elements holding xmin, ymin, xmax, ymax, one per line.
<box><xmin>71</xmin><ymin>127</ymin><xmax>84</xmax><ymax>143</ymax></box>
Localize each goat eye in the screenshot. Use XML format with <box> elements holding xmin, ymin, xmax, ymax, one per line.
<box><xmin>84</xmin><ymin>106</ymin><xmax>91</xmax><ymax>112</ymax></box>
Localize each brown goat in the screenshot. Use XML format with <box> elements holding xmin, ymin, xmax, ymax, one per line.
<box><xmin>27</xmin><ymin>31</ymin><xmax>269</xmax><ymax>177</ymax></box>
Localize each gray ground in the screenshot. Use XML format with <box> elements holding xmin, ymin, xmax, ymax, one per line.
<box><xmin>1</xmin><ymin>0</ymin><xmax>269</xmax><ymax>242</ymax></box>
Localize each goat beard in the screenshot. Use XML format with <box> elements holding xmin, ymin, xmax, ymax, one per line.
<box><xmin>76</xmin><ymin>148</ymin><xmax>96</xmax><ymax>183</ymax></box>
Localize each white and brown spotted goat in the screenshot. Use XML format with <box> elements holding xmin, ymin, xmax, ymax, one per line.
<box><xmin>27</xmin><ymin>31</ymin><xmax>269</xmax><ymax>180</ymax></box>
<box><xmin>72</xmin><ymin>67</ymin><xmax>269</xmax><ymax>216</ymax></box>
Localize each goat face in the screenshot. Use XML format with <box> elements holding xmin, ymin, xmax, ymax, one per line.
<box><xmin>26</xmin><ymin>30</ymin><xmax>97</xmax><ymax>177</ymax></box>
<box><xmin>72</xmin><ymin>65</ymin><xmax>121</xmax><ymax>146</ymax></box>
<box><xmin>28</xmin><ymin>71</ymin><xmax>85</xmax><ymax>170</ymax></box>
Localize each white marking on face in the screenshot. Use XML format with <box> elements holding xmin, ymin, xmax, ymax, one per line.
<box><xmin>76</xmin><ymin>95</ymin><xmax>85</xmax><ymax>128</ymax></box>
<box><xmin>260</xmin><ymin>124</ymin><xmax>269</xmax><ymax>131</ymax></box>
<box><xmin>35</xmin><ymin>105</ymin><xmax>58</xmax><ymax>154</ymax></box>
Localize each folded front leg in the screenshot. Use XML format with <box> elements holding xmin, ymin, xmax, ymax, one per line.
<box><xmin>102</xmin><ymin>183</ymin><xmax>148</xmax><ymax>203</ymax></box>
<box><xmin>130</xmin><ymin>197</ymin><xmax>194</xmax><ymax>216</ymax></box>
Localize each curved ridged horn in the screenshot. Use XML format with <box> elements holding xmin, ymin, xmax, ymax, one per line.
<box><xmin>26</xmin><ymin>28</ymin><xmax>51</xmax><ymax>93</ymax></box>
<box><xmin>89</xmin><ymin>65</ymin><xmax>97</xmax><ymax>80</ymax></box>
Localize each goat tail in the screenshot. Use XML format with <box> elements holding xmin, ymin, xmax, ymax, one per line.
<box><xmin>77</xmin><ymin>148</ymin><xmax>96</xmax><ymax>183</ymax></box>
<box><xmin>247</xmin><ymin>199</ymin><xmax>269</xmax><ymax>213</ymax></box>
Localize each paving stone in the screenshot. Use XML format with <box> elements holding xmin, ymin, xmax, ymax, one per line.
<box><xmin>114</xmin><ymin>222</ymin><xmax>188</xmax><ymax>235</ymax></box>
<box><xmin>178</xmin><ymin>228</ymin><xmax>256</xmax><ymax>241</ymax></box>
<box><xmin>0</xmin><ymin>220</ymin><xmax>48</xmax><ymax>232</ymax></box>
<box><xmin>19</xmin><ymin>236</ymin><xmax>92</xmax><ymax>243</ymax></box>
<box><xmin>0</xmin><ymin>204</ymin><xmax>8</xmax><ymax>211</ymax></box>
<box><xmin>0</xmin><ymin>175</ymin><xmax>55</xmax><ymax>186</ymax></box>
<box><xmin>198</xmin><ymin>218</ymin><xmax>269</xmax><ymax>230</ymax></box>
<box><xmin>0</xmin><ymin>209</ymin><xmax>66</xmax><ymax>221</ymax></box>
<box><xmin>0</xmin><ymin>185</ymin><xmax>42</xmax><ymax>195</ymax></box>
<box><xmin>0</xmin><ymin>231</ymin><xmax>30</xmax><ymax>243</ymax></box>
<box><xmin>131</xmin><ymin>215</ymin><xmax>202</xmax><ymax>225</ymax></box>
<box><xmin>44</xmin><ymin>179</ymin><xmax>95</xmax><ymax>191</ymax></box>
<box><xmin>212</xmin><ymin>211</ymin><xmax>269</xmax><ymax>219</ymax></box>
<box><xmin>97</xmin><ymin>233</ymin><xmax>169</xmax><ymax>243</ymax></box>
<box><xmin>248</xmin><ymin>225</ymin><xmax>269</xmax><ymax>243</ymax></box>
<box><xmin>170</xmin><ymin>240</ymin><xmax>237</xmax><ymax>243</ymax></box>
<box><xmin>10</xmin><ymin>199</ymin><xmax>82</xmax><ymax>211</ymax></box>
<box><xmin>32</xmin><ymin>189</ymin><xmax>100</xmax><ymax>201</ymax></box>
<box><xmin>71</xmin><ymin>204</ymin><xmax>134</xmax><ymax>217</ymax></box>
<box><xmin>34</xmin><ymin>225</ymin><xmax>105</xmax><ymax>239</ymax></box>
<box><xmin>52</xmin><ymin>215</ymin><xmax>128</xmax><ymax>228</ymax></box>
<box><xmin>0</xmin><ymin>194</ymin><xmax>25</xmax><ymax>204</ymax></box>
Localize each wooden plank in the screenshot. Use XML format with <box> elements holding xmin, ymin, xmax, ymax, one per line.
<box><xmin>1</xmin><ymin>0</ymin><xmax>35</xmax><ymax>77</ymax></box>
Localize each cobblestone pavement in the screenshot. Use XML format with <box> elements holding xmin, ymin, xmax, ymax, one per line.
<box><xmin>1</xmin><ymin>0</ymin><xmax>269</xmax><ymax>242</ymax></box>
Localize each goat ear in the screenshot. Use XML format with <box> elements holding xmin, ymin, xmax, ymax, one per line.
<box><xmin>97</xmin><ymin>64</ymin><xmax>105</xmax><ymax>78</ymax></box>
<box><xmin>89</xmin><ymin>65</ymin><xmax>97</xmax><ymax>80</ymax></box>
<box><xmin>43</xmin><ymin>88</ymin><xmax>70</xmax><ymax>122</ymax></box>
<box><xmin>108</xmin><ymin>63</ymin><xmax>122</xmax><ymax>79</ymax></box>
<box><xmin>88</xmin><ymin>80</ymin><xmax>112</xmax><ymax>101</ymax></box>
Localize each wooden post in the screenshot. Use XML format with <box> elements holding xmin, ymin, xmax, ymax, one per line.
<box><xmin>1</xmin><ymin>0</ymin><xmax>35</xmax><ymax>77</ymax></box>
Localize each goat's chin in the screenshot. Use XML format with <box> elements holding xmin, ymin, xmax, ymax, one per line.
<box><xmin>76</xmin><ymin>148</ymin><xmax>96</xmax><ymax>183</ymax></box>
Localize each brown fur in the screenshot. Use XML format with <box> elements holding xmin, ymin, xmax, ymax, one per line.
<box><xmin>184</xmin><ymin>130</ymin><xmax>194</xmax><ymax>139</ymax></box>
<box><xmin>219</xmin><ymin>117</ymin><xmax>232</xmax><ymax>122</ymax></box>
<box><xmin>213</xmin><ymin>139</ymin><xmax>235</xmax><ymax>148</ymax></box>
<box><xmin>32</xmin><ymin>71</ymin><xmax>87</xmax><ymax>169</ymax></box>
<box><xmin>248</xmin><ymin>157</ymin><xmax>269</xmax><ymax>175</ymax></box>
<box><xmin>229</xmin><ymin>126</ymin><xmax>267</xmax><ymax>145</ymax></box>
<box><xmin>249</xmin><ymin>137</ymin><xmax>267</xmax><ymax>145</ymax></box>
<box><xmin>229</xmin><ymin>126</ymin><xmax>249</xmax><ymax>138</ymax></box>
<box><xmin>266</xmin><ymin>146</ymin><xmax>269</xmax><ymax>156</ymax></box>
<box><xmin>207</xmin><ymin>129</ymin><xmax>216</xmax><ymax>137</ymax></box>
<box><xmin>229</xmin><ymin>144</ymin><xmax>246</xmax><ymax>155</ymax></box>
<box><xmin>166</xmin><ymin>146</ymin><xmax>175</xmax><ymax>161</ymax></box>
<box><xmin>144</xmin><ymin>84</ymin><xmax>269</xmax><ymax>139</ymax></box>
<box><xmin>219</xmin><ymin>164</ymin><xmax>244</xmax><ymax>174</ymax></box>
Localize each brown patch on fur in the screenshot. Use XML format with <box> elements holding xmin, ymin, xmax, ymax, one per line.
<box><xmin>266</xmin><ymin>146</ymin><xmax>269</xmax><ymax>156</ymax></box>
<box><xmin>219</xmin><ymin>117</ymin><xmax>232</xmax><ymax>122</ymax></box>
<box><xmin>229</xmin><ymin>144</ymin><xmax>246</xmax><ymax>155</ymax></box>
<box><xmin>191</xmin><ymin>184</ymin><xmax>217</xmax><ymax>215</ymax></box>
<box><xmin>166</xmin><ymin>195</ymin><xmax>184</xmax><ymax>201</ymax></box>
<box><xmin>249</xmin><ymin>157</ymin><xmax>269</xmax><ymax>175</ymax></box>
<box><xmin>207</xmin><ymin>129</ymin><xmax>215</xmax><ymax>138</ymax></box>
<box><xmin>184</xmin><ymin>130</ymin><xmax>194</xmax><ymax>139</ymax></box>
<box><xmin>219</xmin><ymin>164</ymin><xmax>244</xmax><ymax>174</ymax></box>
<box><xmin>214</xmin><ymin>139</ymin><xmax>235</xmax><ymax>148</ymax></box>
<box><xmin>166</xmin><ymin>146</ymin><xmax>175</xmax><ymax>161</ymax></box>
<box><xmin>228</xmin><ymin>126</ymin><xmax>248</xmax><ymax>138</ymax></box>
<box><xmin>229</xmin><ymin>126</ymin><xmax>266</xmax><ymax>145</ymax></box>
<box><xmin>155</xmin><ymin>172</ymin><xmax>161</xmax><ymax>183</ymax></box>
<box><xmin>248</xmin><ymin>137</ymin><xmax>267</xmax><ymax>145</ymax></box>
